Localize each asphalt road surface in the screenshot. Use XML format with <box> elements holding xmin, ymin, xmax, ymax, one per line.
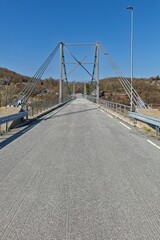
<box><xmin>0</xmin><ymin>98</ymin><xmax>160</xmax><ymax>240</ymax></box>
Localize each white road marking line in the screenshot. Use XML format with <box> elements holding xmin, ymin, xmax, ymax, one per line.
<box><xmin>119</xmin><ymin>121</ymin><xmax>131</xmax><ymax>130</ymax></box>
<box><xmin>107</xmin><ymin>114</ymin><xmax>113</xmax><ymax>118</ymax></box>
<box><xmin>147</xmin><ymin>140</ymin><xmax>160</xmax><ymax>150</ymax></box>
<box><xmin>100</xmin><ymin>109</ymin><xmax>113</xmax><ymax>118</ymax></box>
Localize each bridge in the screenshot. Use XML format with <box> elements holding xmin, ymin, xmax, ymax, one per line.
<box><xmin>0</xmin><ymin>95</ymin><xmax>160</xmax><ymax>239</ymax></box>
<box><xmin>0</xmin><ymin>42</ymin><xmax>160</xmax><ymax>239</ymax></box>
<box><xmin>10</xmin><ymin>42</ymin><xmax>146</xmax><ymax>109</ymax></box>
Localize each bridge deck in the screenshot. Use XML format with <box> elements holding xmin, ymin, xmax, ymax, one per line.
<box><xmin>0</xmin><ymin>97</ymin><xmax>160</xmax><ymax>239</ymax></box>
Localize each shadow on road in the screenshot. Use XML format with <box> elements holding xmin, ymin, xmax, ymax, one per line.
<box><xmin>45</xmin><ymin>107</ymin><xmax>98</xmax><ymax>120</ymax></box>
<box><xmin>0</xmin><ymin>120</ymin><xmax>40</xmax><ymax>150</ymax></box>
<box><xmin>0</xmin><ymin>107</ymin><xmax>97</xmax><ymax>150</ymax></box>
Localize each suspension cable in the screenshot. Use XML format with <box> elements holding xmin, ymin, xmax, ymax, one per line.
<box><xmin>13</xmin><ymin>43</ymin><xmax>60</xmax><ymax>107</ymax></box>
<box><xmin>100</xmin><ymin>43</ymin><xmax>146</xmax><ymax>108</ymax></box>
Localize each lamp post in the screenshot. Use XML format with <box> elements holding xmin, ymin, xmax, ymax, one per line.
<box><xmin>127</xmin><ymin>6</ymin><xmax>134</xmax><ymax>112</ymax></box>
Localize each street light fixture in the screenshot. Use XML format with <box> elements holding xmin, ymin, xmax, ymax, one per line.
<box><xmin>127</xmin><ymin>6</ymin><xmax>134</xmax><ymax>112</ymax></box>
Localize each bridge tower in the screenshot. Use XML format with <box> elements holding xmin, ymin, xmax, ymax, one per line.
<box><xmin>10</xmin><ymin>41</ymin><xmax>146</xmax><ymax>109</ymax></box>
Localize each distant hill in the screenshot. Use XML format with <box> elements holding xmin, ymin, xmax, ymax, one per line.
<box><xmin>0</xmin><ymin>67</ymin><xmax>160</xmax><ymax>108</ymax></box>
<box><xmin>0</xmin><ymin>67</ymin><xmax>30</xmax><ymax>83</ymax></box>
<box><xmin>99</xmin><ymin>77</ymin><xmax>160</xmax><ymax>107</ymax></box>
<box><xmin>0</xmin><ymin>67</ymin><xmax>60</xmax><ymax>106</ymax></box>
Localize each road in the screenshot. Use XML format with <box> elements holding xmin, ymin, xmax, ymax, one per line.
<box><xmin>0</xmin><ymin>97</ymin><xmax>160</xmax><ymax>240</ymax></box>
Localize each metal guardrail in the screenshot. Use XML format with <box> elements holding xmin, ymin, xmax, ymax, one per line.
<box><xmin>25</xmin><ymin>96</ymin><xmax>73</xmax><ymax>117</ymax></box>
<box><xmin>99</xmin><ymin>99</ymin><xmax>130</xmax><ymax>117</ymax></box>
<box><xmin>0</xmin><ymin>96</ymin><xmax>75</xmax><ymax>133</ymax></box>
<box><xmin>129</xmin><ymin>112</ymin><xmax>160</xmax><ymax>136</ymax></box>
<box><xmin>88</xmin><ymin>96</ymin><xmax>160</xmax><ymax>137</ymax></box>
<box><xmin>88</xmin><ymin>96</ymin><xmax>130</xmax><ymax>117</ymax></box>
<box><xmin>129</xmin><ymin>112</ymin><xmax>160</xmax><ymax>126</ymax></box>
<box><xmin>0</xmin><ymin>111</ymin><xmax>28</xmax><ymax>132</ymax></box>
<box><xmin>31</xmin><ymin>96</ymin><xmax>76</xmax><ymax>119</ymax></box>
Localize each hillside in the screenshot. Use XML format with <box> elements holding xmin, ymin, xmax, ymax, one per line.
<box><xmin>0</xmin><ymin>67</ymin><xmax>160</xmax><ymax>108</ymax></box>
<box><xmin>0</xmin><ymin>67</ymin><xmax>30</xmax><ymax>83</ymax></box>
<box><xmin>99</xmin><ymin>77</ymin><xmax>160</xmax><ymax>108</ymax></box>
<box><xmin>0</xmin><ymin>67</ymin><xmax>87</xmax><ymax>107</ymax></box>
<box><xmin>0</xmin><ymin>67</ymin><xmax>60</xmax><ymax>106</ymax></box>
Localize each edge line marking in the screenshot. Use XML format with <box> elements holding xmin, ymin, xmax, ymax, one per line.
<box><xmin>119</xmin><ymin>121</ymin><xmax>131</xmax><ymax>130</ymax></box>
<box><xmin>147</xmin><ymin>140</ymin><xmax>160</xmax><ymax>150</ymax></box>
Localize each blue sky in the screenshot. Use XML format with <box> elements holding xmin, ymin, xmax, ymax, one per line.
<box><xmin>0</xmin><ymin>0</ymin><xmax>160</xmax><ymax>81</ymax></box>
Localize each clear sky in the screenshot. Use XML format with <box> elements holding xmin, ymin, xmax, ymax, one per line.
<box><xmin>0</xmin><ymin>0</ymin><xmax>160</xmax><ymax>81</ymax></box>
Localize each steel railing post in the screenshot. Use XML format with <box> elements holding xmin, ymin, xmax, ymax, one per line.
<box><xmin>124</xmin><ymin>106</ymin><xmax>126</xmax><ymax>116</ymax></box>
<box><xmin>6</xmin><ymin>122</ymin><xmax>8</xmax><ymax>132</ymax></box>
<box><xmin>116</xmin><ymin>103</ymin><xmax>118</xmax><ymax>113</ymax></box>
<box><xmin>156</xmin><ymin>126</ymin><xmax>159</xmax><ymax>138</ymax></box>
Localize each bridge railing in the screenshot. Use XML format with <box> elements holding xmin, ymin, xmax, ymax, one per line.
<box><xmin>25</xmin><ymin>96</ymin><xmax>74</xmax><ymax>117</ymax></box>
<box><xmin>129</xmin><ymin>112</ymin><xmax>160</xmax><ymax>137</ymax></box>
<box><xmin>0</xmin><ymin>111</ymin><xmax>28</xmax><ymax>133</ymax></box>
<box><xmin>0</xmin><ymin>96</ymin><xmax>75</xmax><ymax>134</ymax></box>
<box><xmin>25</xmin><ymin>98</ymin><xmax>59</xmax><ymax>117</ymax></box>
<box><xmin>88</xmin><ymin>96</ymin><xmax>160</xmax><ymax>137</ymax></box>
<box><xmin>88</xmin><ymin>96</ymin><xmax>130</xmax><ymax>117</ymax></box>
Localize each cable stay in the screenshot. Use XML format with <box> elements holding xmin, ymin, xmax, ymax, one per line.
<box><xmin>12</xmin><ymin>43</ymin><xmax>60</xmax><ymax>107</ymax></box>
<box><xmin>100</xmin><ymin>43</ymin><xmax>146</xmax><ymax>109</ymax></box>
<box><xmin>106</xmin><ymin>55</ymin><xmax>145</xmax><ymax>108</ymax></box>
<box><xmin>9</xmin><ymin>41</ymin><xmax>147</xmax><ymax>110</ymax></box>
<box><xmin>91</xmin><ymin>45</ymin><xmax>97</xmax><ymax>85</ymax></box>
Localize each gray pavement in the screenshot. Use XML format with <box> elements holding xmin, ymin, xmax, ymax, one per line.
<box><xmin>0</xmin><ymin>97</ymin><xmax>160</xmax><ymax>239</ymax></box>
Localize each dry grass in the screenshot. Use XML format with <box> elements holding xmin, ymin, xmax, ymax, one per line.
<box><xmin>0</xmin><ymin>107</ymin><xmax>20</xmax><ymax>117</ymax></box>
<box><xmin>137</xmin><ymin>108</ymin><xmax>160</xmax><ymax>118</ymax></box>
